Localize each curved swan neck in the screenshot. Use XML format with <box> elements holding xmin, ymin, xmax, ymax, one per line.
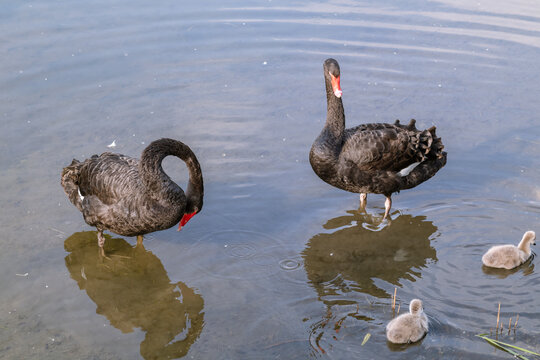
<box><xmin>140</xmin><ymin>138</ymin><xmax>204</xmax><ymax>211</ymax></box>
<box><xmin>183</xmin><ymin>155</ymin><xmax>204</xmax><ymax>213</ymax></box>
<box><xmin>518</xmin><ymin>231</ymin><xmax>535</xmax><ymax>255</ymax></box>
<box><xmin>324</xmin><ymin>75</ymin><xmax>345</xmax><ymax>140</ymax></box>
<box><xmin>409</xmin><ymin>299</ymin><xmax>423</xmax><ymax>315</ymax></box>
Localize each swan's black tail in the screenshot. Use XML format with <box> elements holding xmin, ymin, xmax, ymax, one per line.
<box><xmin>394</xmin><ymin>119</ymin><xmax>445</xmax><ymax>162</ymax></box>
<box><xmin>61</xmin><ymin>159</ymin><xmax>83</xmax><ymax>211</ymax></box>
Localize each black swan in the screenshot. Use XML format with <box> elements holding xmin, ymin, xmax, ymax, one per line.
<box><xmin>61</xmin><ymin>138</ymin><xmax>203</xmax><ymax>253</ymax></box>
<box><xmin>310</xmin><ymin>58</ymin><xmax>447</xmax><ymax>219</ymax></box>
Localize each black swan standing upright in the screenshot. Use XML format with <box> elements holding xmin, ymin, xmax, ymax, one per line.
<box><xmin>310</xmin><ymin>58</ymin><xmax>447</xmax><ymax>219</ymax></box>
<box><xmin>61</xmin><ymin>138</ymin><xmax>203</xmax><ymax>253</ymax></box>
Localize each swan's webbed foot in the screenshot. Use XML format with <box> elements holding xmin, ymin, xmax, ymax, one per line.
<box><xmin>97</xmin><ymin>230</ymin><xmax>111</xmax><ymax>260</ymax></box>
<box><xmin>97</xmin><ymin>230</ymin><xmax>106</xmax><ymax>248</ymax></box>
<box><xmin>98</xmin><ymin>229</ymin><xmax>105</xmax><ymax>249</ymax></box>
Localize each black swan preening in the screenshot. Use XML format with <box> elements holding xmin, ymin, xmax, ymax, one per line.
<box><xmin>310</xmin><ymin>58</ymin><xmax>447</xmax><ymax>219</ymax></box>
<box><xmin>61</xmin><ymin>138</ymin><xmax>203</xmax><ymax>253</ymax></box>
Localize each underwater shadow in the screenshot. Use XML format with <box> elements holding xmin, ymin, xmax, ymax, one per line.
<box><xmin>481</xmin><ymin>257</ymin><xmax>535</xmax><ymax>279</ymax></box>
<box><xmin>386</xmin><ymin>336</ymin><xmax>425</xmax><ymax>352</ymax></box>
<box><xmin>64</xmin><ymin>231</ymin><xmax>204</xmax><ymax>359</ymax></box>
<box><xmin>303</xmin><ymin>210</ymin><xmax>439</xmax><ymax>301</ymax></box>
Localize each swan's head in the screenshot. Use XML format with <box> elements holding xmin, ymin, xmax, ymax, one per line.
<box><xmin>522</xmin><ymin>231</ymin><xmax>536</xmax><ymax>246</ymax></box>
<box><xmin>324</xmin><ymin>58</ymin><xmax>342</xmax><ymax>98</ymax></box>
<box><xmin>178</xmin><ymin>198</ymin><xmax>203</xmax><ymax>231</ymax></box>
<box><xmin>178</xmin><ymin>211</ymin><xmax>197</xmax><ymax>230</ymax></box>
<box><xmin>409</xmin><ymin>299</ymin><xmax>424</xmax><ymax>315</ymax></box>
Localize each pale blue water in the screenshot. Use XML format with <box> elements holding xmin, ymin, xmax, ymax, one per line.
<box><xmin>1</xmin><ymin>0</ymin><xmax>539</xmax><ymax>358</ymax></box>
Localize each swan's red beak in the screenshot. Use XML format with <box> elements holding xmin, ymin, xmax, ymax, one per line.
<box><xmin>330</xmin><ymin>74</ymin><xmax>342</xmax><ymax>98</ymax></box>
<box><xmin>178</xmin><ymin>211</ymin><xmax>197</xmax><ymax>231</ymax></box>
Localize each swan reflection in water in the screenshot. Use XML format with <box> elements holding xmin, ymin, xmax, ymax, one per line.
<box><xmin>303</xmin><ymin>210</ymin><xmax>438</xmax><ymax>299</ymax></box>
<box><xmin>64</xmin><ymin>232</ymin><xmax>204</xmax><ymax>359</ymax></box>
<box><xmin>302</xmin><ymin>210</ymin><xmax>438</xmax><ymax>353</ymax></box>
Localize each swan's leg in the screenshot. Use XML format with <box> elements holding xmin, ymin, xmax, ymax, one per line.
<box><xmin>136</xmin><ymin>235</ymin><xmax>143</xmax><ymax>247</ymax></box>
<box><xmin>97</xmin><ymin>230</ymin><xmax>106</xmax><ymax>248</ymax></box>
<box><xmin>383</xmin><ymin>196</ymin><xmax>392</xmax><ymax>220</ymax></box>
<box><xmin>359</xmin><ymin>193</ymin><xmax>367</xmax><ymax>211</ymax></box>
<box><xmin>97</xmin><ymin>230</ymin><xmax>109</xmax><ymax>258</ymax></box>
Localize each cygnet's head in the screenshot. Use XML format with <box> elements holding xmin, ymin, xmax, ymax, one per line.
<box><xmin>409</xmin><ymin>299</ymin><xmax>423</xmax><ymax>315</ymax></box>
<box><xmin>523</xmin><ymin>231</ymin><xmax>536</xmax><ymax>245</ymax></box>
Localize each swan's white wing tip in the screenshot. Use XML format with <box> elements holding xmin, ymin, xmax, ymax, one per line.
<box><xmin>398</xmin><ymin>162</ymin><xmax>421</xmax><ymax>177</ymax></box>
<box><xmin>107</xmin><ymin>139</ymin><xmax>117</xmax><ymax>148</ymax></box>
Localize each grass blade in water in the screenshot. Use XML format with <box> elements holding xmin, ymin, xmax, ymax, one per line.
<box><xmin>476</xmin><ymin>334</ymin><xmax>539</xmax><ymax>360</ymax></box>
<box><xmin>361</xmin><ymin>333</ymin><xmax>371</xmax><ymax>346</ymax></box>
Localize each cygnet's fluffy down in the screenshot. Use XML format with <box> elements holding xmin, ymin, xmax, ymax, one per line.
<box><xmin>482</xmin><ymin>231</ymin><xmax>536</xmax><ymax>270</ymax></box>
<box><xmin>386</xmin><ymin>299</ymin><xmax>428</xmax><ymax>344</ymax></box>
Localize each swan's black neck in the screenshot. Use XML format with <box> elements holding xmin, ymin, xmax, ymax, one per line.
<box><xmin>140</xmin><ymin>138</ymin><xmax>204</xmax><ymax>214</ymax></box>
<box><xmin>324</xmin><ymin>74</ymin><xmax>345</xmax><ymax>142</ymax></box>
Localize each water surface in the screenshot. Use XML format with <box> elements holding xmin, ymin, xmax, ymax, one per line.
<box><xmin>1</xmin><ymin>0</ymin><xmax>539</xmax><ymax>359</ymax></box>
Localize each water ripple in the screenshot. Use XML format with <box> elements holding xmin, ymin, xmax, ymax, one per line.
<box><xmin>185</xmin><ymin>230</ymin><xmax>292</xmax><ymax>280</ymax></box>
<box><xmin>279</xmin><ymin>258</ymin><xmax>303</xmax><ymax>271</ymax></box>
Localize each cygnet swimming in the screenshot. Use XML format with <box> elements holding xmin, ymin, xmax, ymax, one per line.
<box><xmin>482</xmin><ymin>231</ymin><xmax>536</xmax><ymax>270</ymax></box>
<box><xmin>386</xmin><ymin>298</ymin><xmax>428</xmax><ymax>344</ymax></box>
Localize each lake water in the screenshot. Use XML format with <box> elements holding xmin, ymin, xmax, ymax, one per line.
<box><xmin>1</xmin><ymin>0</ymin><xmax>539</xmax><ymax>359</ymax></box>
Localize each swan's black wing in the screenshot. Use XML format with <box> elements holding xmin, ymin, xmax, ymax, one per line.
<box><xmin>77</xmin><ymin>153</ymin><xmax>142</xmax><ymax>206</ymax></box>
<box><xmin>334</xmin><ymin>120</ymin><xmax>445</xmax><ymax>195</ymax></box>
<box><xmin>75</xmin><ymin>153</ymin><xmax>184</xmax><ymax>236</ymax></box>
<box><xmin>62</xmin><ymin>152</ymin><xmax>151</xmax><ymax>234</ymax></box>
<box><xmin>340</xmin><ymin>123</ymin><xmax>418</xmax><ymax>172</ymax></box>
<box><xmin>341</xmin><ymin>120</ymin><xmax>444</xmax><ymax>172</ymax></box>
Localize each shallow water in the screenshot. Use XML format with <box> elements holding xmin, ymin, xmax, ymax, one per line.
<box><xmin>1</xmin><ymin>0</ymin><xmax>539</xmax><ymax>359</ymax></box>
